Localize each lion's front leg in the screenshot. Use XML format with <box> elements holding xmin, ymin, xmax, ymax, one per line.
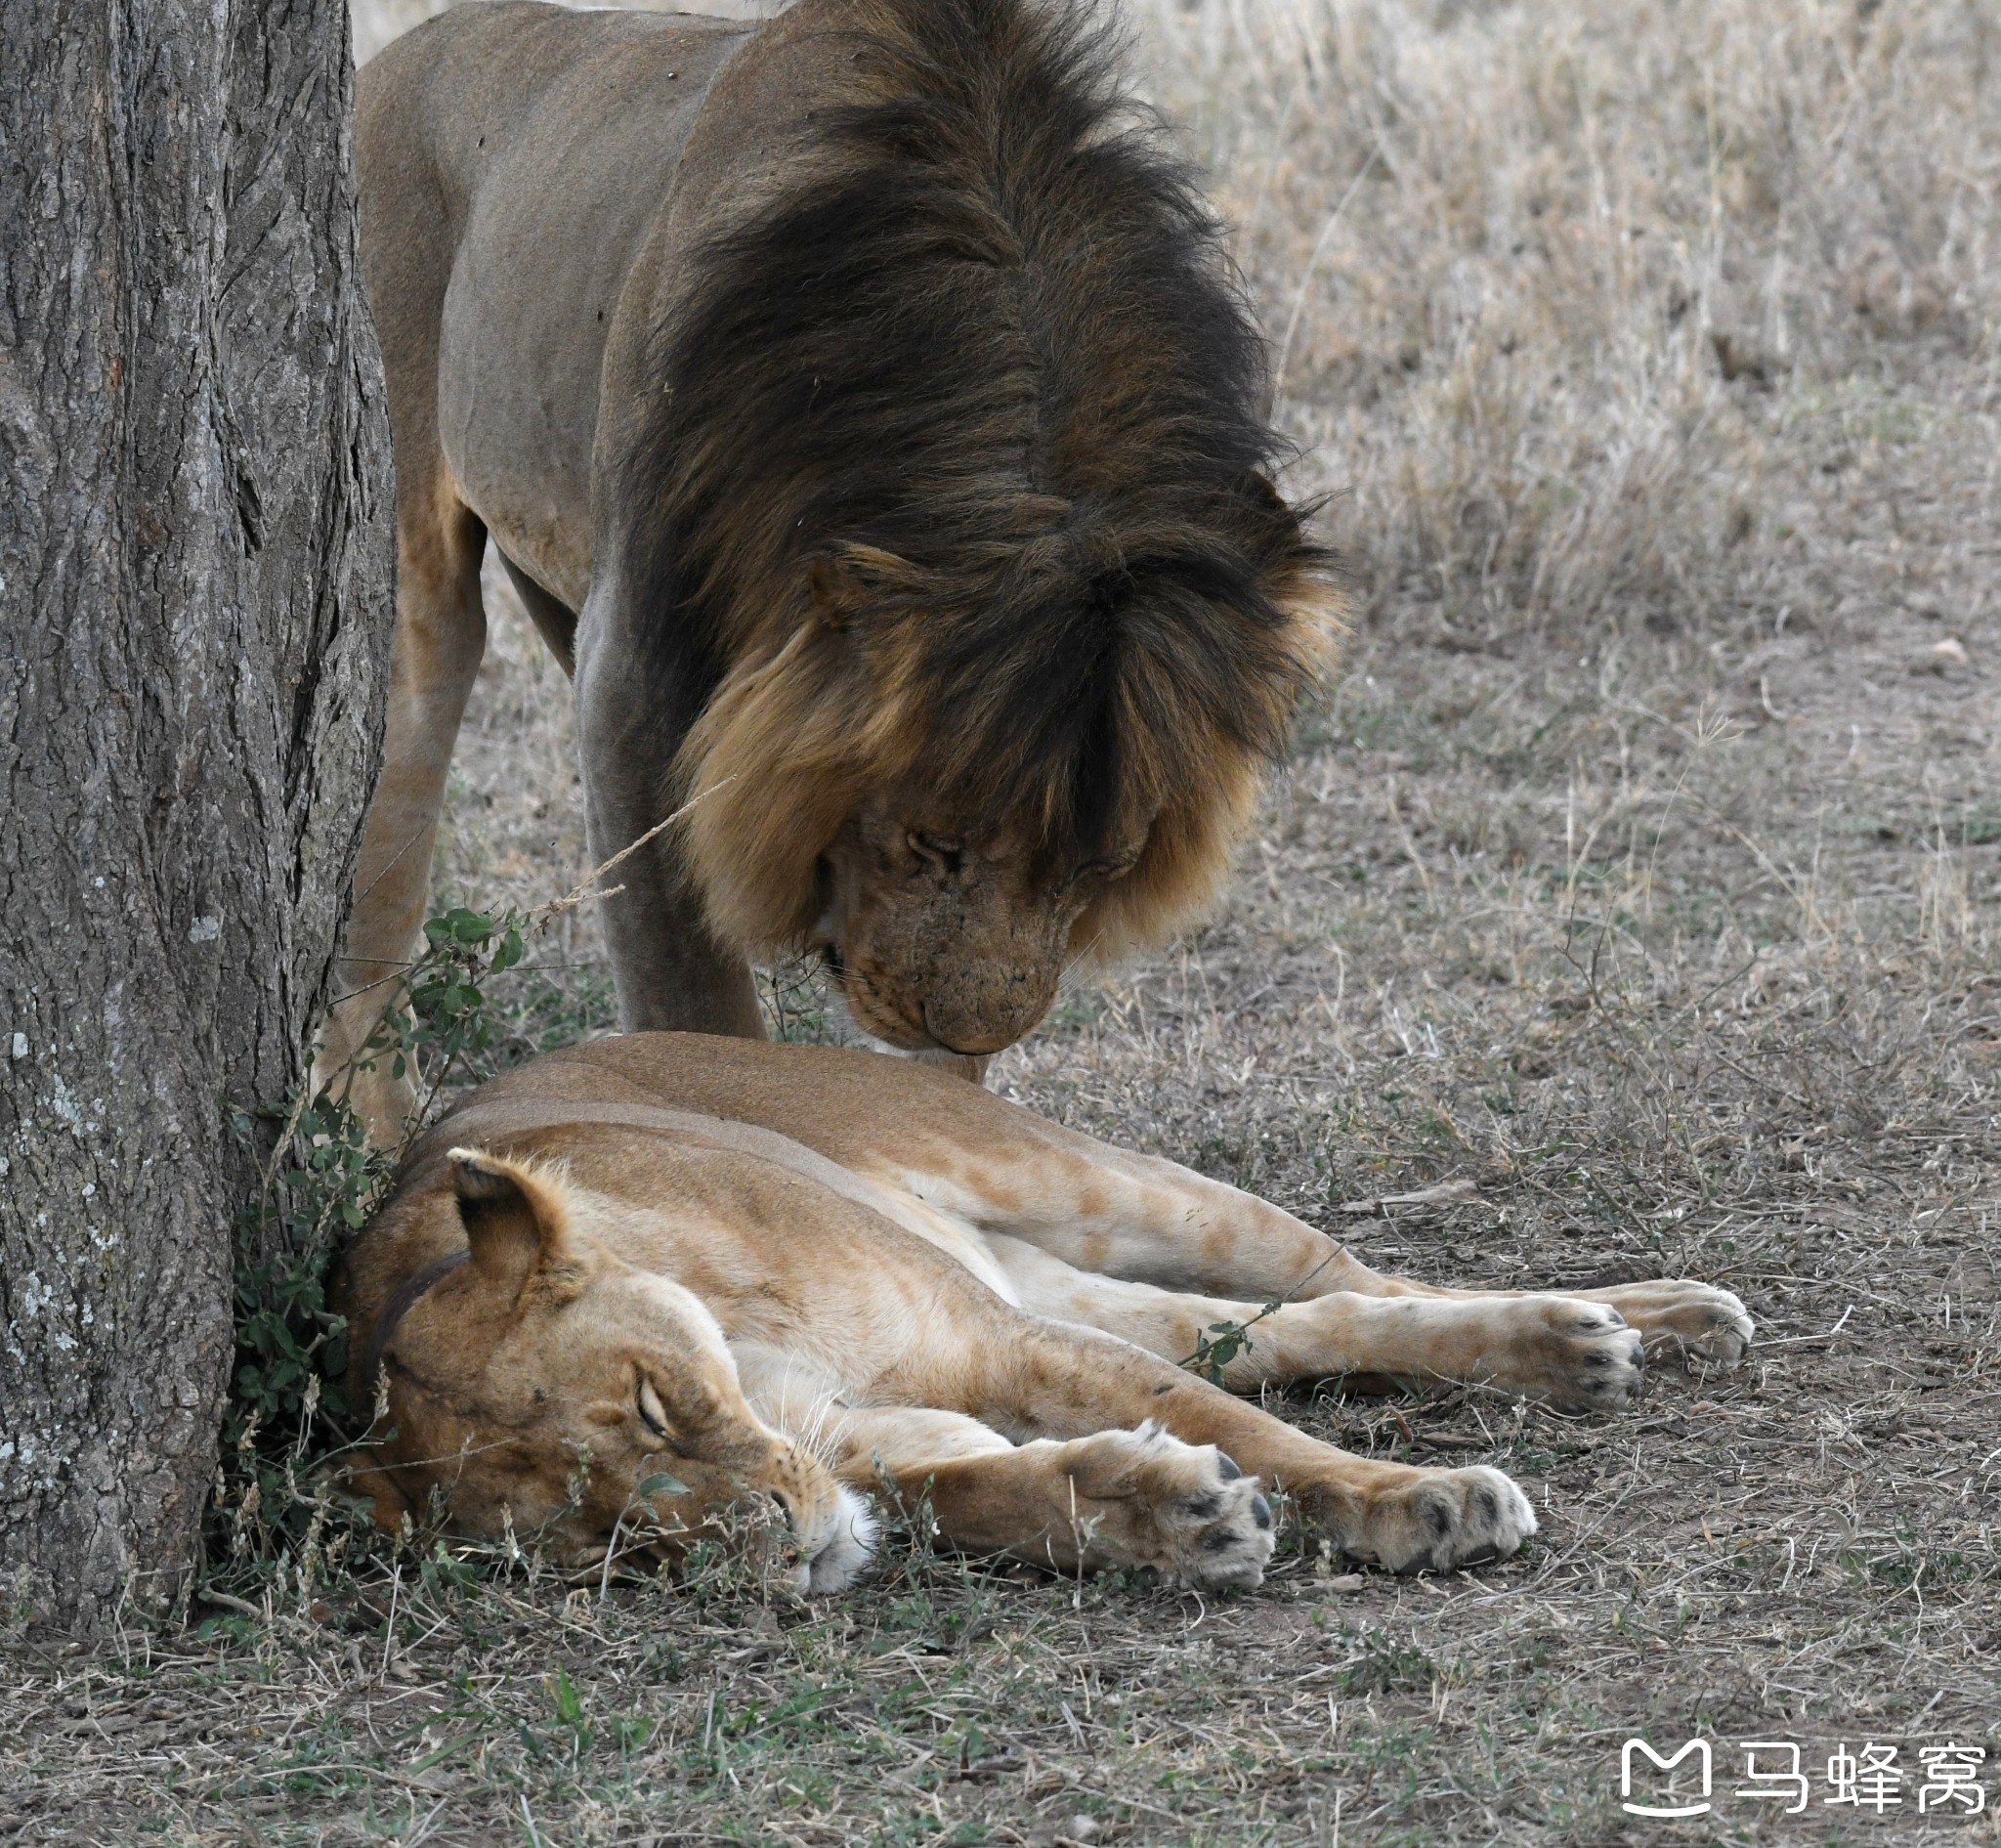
<box><xmin>316</xmin><ymin>493</ymin><xmax>490</xmax><ymax>1147</ymax></box>
<box><xmin>574</xmin><ymin>577</ymin><xmax>763</xmax><ymax>1040</ymax></box>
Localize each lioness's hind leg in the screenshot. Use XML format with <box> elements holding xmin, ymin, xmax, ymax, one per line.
<box><xmin>871</xmin><ymin>1089</ymin><xmax>1749</xmax><ymax>1384</ymax></box>
<box><xmin>989</xmin><ymin>1235</ymin><xmax>1646</xmax><ymax>1411</ymax></box>
<box><xmin>829</xmin><ymin>1405</ymin><xmax>1276</xmax><ymax>1591</ymax></box>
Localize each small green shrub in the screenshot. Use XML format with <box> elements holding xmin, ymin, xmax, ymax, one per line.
<box><xmin>212</xmin><ymin>899</ymin><xmax>532</xmax><ymax>1584</ymax></box>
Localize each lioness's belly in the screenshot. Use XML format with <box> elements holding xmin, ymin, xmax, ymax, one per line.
<box><xmin>430</xmin><ymin>9</ymin><xmax>750</xmax><ymax>611</ymax></box>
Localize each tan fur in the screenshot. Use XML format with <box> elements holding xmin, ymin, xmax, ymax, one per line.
<box><xmin>337</xmin><ymin>1036</ymin><xmax>1752</xmax><ymax>1588</ymax></box>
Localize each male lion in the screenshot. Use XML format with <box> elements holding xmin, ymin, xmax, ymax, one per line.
<box><xmin>322</xmin><ymin>0</ymin><xmax>1336</xmax><ymax>1138</ymax></box>
<box><xmin>339</xmin><ymin>1036</ymin><xmax>1752</xmax><ymax>1589</ymax></box>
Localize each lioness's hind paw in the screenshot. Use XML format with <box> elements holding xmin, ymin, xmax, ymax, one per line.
<box><xmin>1592</xmin><ymin>1281</ymin><xmax>1754</xmax><ymax>1370</ymax></box>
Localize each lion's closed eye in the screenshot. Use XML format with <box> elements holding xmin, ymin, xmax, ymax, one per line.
<box><xmin>906</xmin><ymin>832</ymin><xmax>965</xmax><ymax>874</ymax></box>
<box><xmin>637</xmin><ymin>1377</ymin><xmax>671</xmax><ymax>1438</ymax></box>
<box><xmin>1069</xmin><ymin>854</ymin><xmax>1137</xmax><ymax>891</ymax></box>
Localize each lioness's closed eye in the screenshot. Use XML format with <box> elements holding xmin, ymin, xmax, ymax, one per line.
<box><xmin>339</xmin><ymin>1035</ymin><xmax>1751</xmax><ymax>1591</ymax></box>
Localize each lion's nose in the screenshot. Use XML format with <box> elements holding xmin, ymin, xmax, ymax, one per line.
<box><xmin>920</xmin><ymin>974</ymin><xmax>1055</xmax><ymax>1055</ymax></box>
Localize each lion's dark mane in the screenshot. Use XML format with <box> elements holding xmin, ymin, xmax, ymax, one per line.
<box><xmin>641</xmin><ymin>0</ymin><xmax>1328</xmax><ymax>894</ymax></box>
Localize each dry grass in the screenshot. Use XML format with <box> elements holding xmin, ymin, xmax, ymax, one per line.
<box><xmin>6</xmin><ymin>0</ymin><xmax>1997</xmax><ymax>1840</ymax></box>
<box><xmin>1160</xmin><ymin>0</ymin><xmax>2001</xmax><ymax>639</ymax></box>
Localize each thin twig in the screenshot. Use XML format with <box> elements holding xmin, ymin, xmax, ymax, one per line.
<box><xmin>1272</xmin><ymin>147</ymin><xmax>1383</xmax><ymax>410</ymax></box>
<box><xmin>1180</xmin><ymin>1245</ymin><xmax>1344</xmax><ymax>1377</ymax></box>
<box><xmin>1331</xmin><ymin>1178</ymin><xmax>1483</xmax><ymax>1217</ymax></box>
<box><xmin>1758</xmin><ymin>1306</ymin><xmax>1854</xmax><ymax>1349</ymax></box>
<box><xmin>529</xmin><ymin>782</ymin><xmax>732</xmax><ymax>929</ymax></box>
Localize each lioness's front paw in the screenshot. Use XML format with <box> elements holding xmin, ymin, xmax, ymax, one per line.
<box><xmin>1341</xmin><ymin>1464</ymin><xmax>1537</xmax><ymax>1574</ymax></box>
<box><xmin>1061</xmin><ymin>1425</ymin><xmax>1277</xmax><ymax>1591</ymax></box>
<box><xmin>1490</xmin><ymin>1296</ymin><xmax>1646</xmax><ymax>1412</ymax></box>
<box><xmin>1584</xmin><ymin>1280</ymin><xmax>1753</xmax><ymax>1368</ymax></box>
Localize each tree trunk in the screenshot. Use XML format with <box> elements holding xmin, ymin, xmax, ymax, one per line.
<box><xmin>0</xmin><ymin>0</ymin><xmax>394</xmax><ymax>1629</ymax></box>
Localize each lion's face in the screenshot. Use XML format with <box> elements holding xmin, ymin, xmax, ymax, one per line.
<box><xmin>674</xmin><ymin>524</ymin><xmax>1340</xmax><ymax>1059</ymax></box>
<box><xmin>352</xmin><ymin>1150</ymin><xmax>874</xmax><ymax>1590</ymax></box>
<box><xmin>815</xmin><ymin>791</ymin><xmax>1138</xmax><ymax>1053</ymax></box>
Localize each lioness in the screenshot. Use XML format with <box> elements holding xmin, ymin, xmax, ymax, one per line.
<box><xmin>323</xmin><ymin>0</ymin><xmax>1337</xmax><ymax>1137</ymax></box>
<box><xmin>339</xmin><ymin>1035</ymin><xmax>1752</xmax><ymax>1590</ymax></box>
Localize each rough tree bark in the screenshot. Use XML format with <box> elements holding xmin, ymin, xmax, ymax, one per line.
<box><xmin>0</xmin><ymin>0</ymin><xmax>394</xmax><ymax>1628</ymax></box>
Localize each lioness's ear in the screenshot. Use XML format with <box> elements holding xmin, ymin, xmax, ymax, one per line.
<box><xmin>449</xmin><ymin>1147</ymin><xmax>573</xmax><ymax>1299</ymax></box>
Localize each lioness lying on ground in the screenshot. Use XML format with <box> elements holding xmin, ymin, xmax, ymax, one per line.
<box><xmin>340</xmin><ymin>1036</ymin><xmax>1751</xmax><ymax>1592</ymax></box>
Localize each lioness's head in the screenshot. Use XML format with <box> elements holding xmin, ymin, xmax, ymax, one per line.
<box><xmin>648</xmin><ymin>0</ymin><xmax>1341</xmax><ymax>1054</ymax></box>
<box><xmin>346</xmin><ymin>1149</ymin><xmax>874</xmax><ymax>1590</ymax></box>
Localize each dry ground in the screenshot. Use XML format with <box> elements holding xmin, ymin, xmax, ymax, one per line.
<box><xmin>6</xmin><ymin>0</ymin><xmax>1998</xmax><ymax>1841</ymax></box>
